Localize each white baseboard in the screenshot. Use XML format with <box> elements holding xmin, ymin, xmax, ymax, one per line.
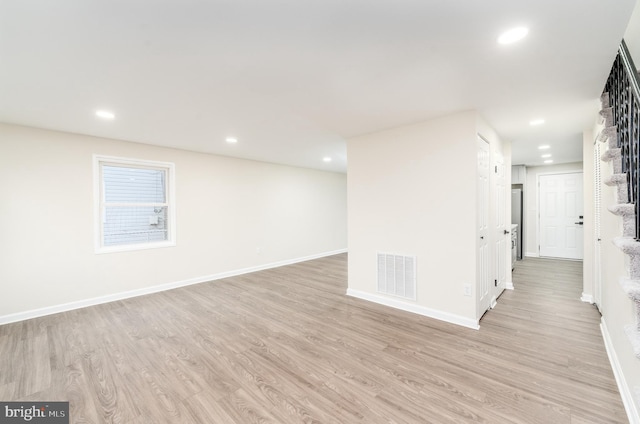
<box><xmin>346</xmin><ymin>288</ymin><xmax>479</xmax><ymax>330</ymax></box>
<box><xmin>0</xmin><ymin>248</ymin><xmax>348</xmax><ymax>326</ymax></box>
<box><xmin>601</xmin><ymin>318</ymin><xmax>640</xmax><ymax>424</ymax></box>
<box><xmin>506</xmin><ymin>281</ymin><xmax>514</xmax><ymax>290</ymax></box>
<box><xmin>490</xmin><ymin>296</ymin><xmax>497</xmax><ymax>309</ymax></box>
<box><xmin>524</xmin><ymin>251</ymin><xmax>539</xmax><ymax>258</ymax></box>
<box><xmin>581</xmin><ymin>293</ymin><xmax>594</xmax><ymax>304</ymax></box>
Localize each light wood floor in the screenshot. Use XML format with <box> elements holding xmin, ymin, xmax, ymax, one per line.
<box><xmin>0</xmin><ymin>254</ymin><xmax>628</xmax><ymax>423</ymax></box>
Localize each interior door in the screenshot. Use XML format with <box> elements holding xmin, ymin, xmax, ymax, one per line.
<box><xmin>594</xmin><ymin>142</ymin><xmax>603</xmax><ymax>310</ymax></box>
<box><xmin>477</xmin><ymin>137</ymin><xmax>491</xmax><ymax>317</ymax></box>
<box><xmin>494</xmin><ymin>154</ymin><xmax>507</xmax><ymax>300</ymax></box>
<box><xmin>539</xmin><ymin>173</ymin><xmax>584</xmax><ymax>259</ymax></box>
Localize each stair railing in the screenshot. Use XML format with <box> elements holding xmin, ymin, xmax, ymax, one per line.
<box><xmin>603</xmin><ymin>39</ymin><xmax>640</xmax><ymax>240</ymax></box>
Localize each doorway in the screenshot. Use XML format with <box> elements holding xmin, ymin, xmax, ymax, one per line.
<box><xmin>539</xmin><ymin>172</ymin><xmax>584</xmax><ymax>259</ymax></box>
<box><xmin>477</xmin><ymin>137</ymin><xmax>491</xmax><ymax>317</ymax></box>
<box><xmin>494</xmin><ymin>153</ymin><xmax>507</xmax><ymax>305</ymax></box>
<box><xmin>593</xmin><ymin>142</ymin><xmax>603</xmax><ymax>310</ymax></box>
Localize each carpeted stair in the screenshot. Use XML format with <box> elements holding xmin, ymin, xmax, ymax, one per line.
<box><xmin>598</xmin><ymin>92</ymin><xmax>640</xmax><ymax>358</ymax></box>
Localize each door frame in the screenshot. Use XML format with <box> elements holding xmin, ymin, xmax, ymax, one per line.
<box><xmin>536</xmin><ymin>170</ymin><xmax>584</xmax><ymax>259</ymax></box>
<box><xmin>477</xmin><ymin>136</ymin><xmax>491</xmax><ymax>319</ymax></box>
<box><xmin>492</xmin><ymin>151</ymin><xmax>507</xmax><ymax>309</ymax></box>
<box><xmin>593</xmin><ymin>141</ymin><xmax>603</xmax><ymax>311</ymax></box>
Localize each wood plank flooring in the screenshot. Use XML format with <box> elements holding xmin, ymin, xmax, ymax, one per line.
<box><xmin>0</xmin><ymin>254</ymin><xmax>628</xmax><ymax>423</ymax></box>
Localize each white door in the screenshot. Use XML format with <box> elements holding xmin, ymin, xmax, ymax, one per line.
<box><xmin>494</xmin><ymin>154</ymin><xmax>507</xmax><ymax>301</ymax></box>
<box><xmin>477</xmin><ymin>137</ymin><xmax>491</xmax><ymax>317</ymax></box>
<box><xmin>539</xmin><ymin>173</ymin><xmax>584</xmax><ymax>259</ymax></box>
<box><xmin>594</xmin><ymin>143</ymin><xmax>603</xmax><ymax>310</ymax></box>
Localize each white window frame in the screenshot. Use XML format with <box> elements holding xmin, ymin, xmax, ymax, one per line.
<box><xmin>93</xmin><ymin>154</ymin><xmax>176</xmax><ymax>254</ymax></box>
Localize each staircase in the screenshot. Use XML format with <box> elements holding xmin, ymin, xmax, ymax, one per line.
<box><xmin>598</xmin><ymin>41</ymin><xmax>640</xmax><ymax>358</ymax></box>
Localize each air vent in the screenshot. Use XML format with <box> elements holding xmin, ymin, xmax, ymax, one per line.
<box><xmin>377</xmin><ymin>253</ymin><xmax>416</xmax><ymax>300</ymax></box>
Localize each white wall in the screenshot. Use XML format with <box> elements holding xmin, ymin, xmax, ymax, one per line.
<box><xmin>0</xmin><ymin>123</ymin><xmax>347</xmax><ymax>321</ymax></box>
<box><xmin>347</xmin><ymin>111</ymin><xmax>508</xmax><ymax>328</ymax></box>
<box><xmin>524</xmin><ymin>162</ymin><xmax>584</xmax><ymax>257</ymax></box>
<box><xmin>590</xmin><ymin>128</ymin><xmax>640</xmax><ymax>421</ymax></box>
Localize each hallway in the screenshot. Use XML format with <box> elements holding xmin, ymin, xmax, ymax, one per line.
<box><xmin>479</xmin><ymin>257</ymin><xmax>626</xmax><ymax>422</ymax></box>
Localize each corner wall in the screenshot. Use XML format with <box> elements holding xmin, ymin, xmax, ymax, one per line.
<box><xmin>0</xmin><ymin>123</ymin><xmax>347</xmax><ymax>322</ymax></box>
<box><xmin>346</xmin><ymin>111</ymin><xmax>506</xmax><ymax>328</ymax></box>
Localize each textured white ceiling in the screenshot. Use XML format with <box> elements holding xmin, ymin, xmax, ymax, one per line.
<box><xmin>0</xmin><ymin>0</ymin><xmax>637</xmax><ymax>172</ymax></box>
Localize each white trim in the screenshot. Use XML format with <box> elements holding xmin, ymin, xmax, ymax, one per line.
<box><xmin>489</xmin><ymin>296</ymin><xmax>497</xmax><ymax>309</ymax></box>
<box><xmin>0</xmin><ymin>249</ymin><xmax>347</xmax><ymax>326</ymax></box>
<box><xmin>93</xmin><ymin>155</ymin><xmax>101</xmax><ymax>252</ymax></box>
<box><xmin>93</xmin><ymin>154</ymin><xmax>177</xmax><ymax>254</ymax></box>
<box><xmin>96</xmin><ymin>240</ymin><xmax>176</xmax><ymax>254</ymax></box>
<box><xmin>506</xmin><ymin>281</ymin><xmax>515</xmax><ymax>290</ymax></box>
<box><xmin>601</xmin><ymin>318</ymin><xmax>640</xmax><ymax>424</ymax></box>
<box><xmin>580</xmin><ymin>293</ymin><xmax>594</xmax><ymax>304</ymax></box>
<box><xmin>346</xmin><ymin>288</ymin><xmax>480</xmax><ymax>330</ymax></box>
<box><xmin>525</xmin><ymin>251</ymin><xmax>540</xmax><ymax>258</ymax></box>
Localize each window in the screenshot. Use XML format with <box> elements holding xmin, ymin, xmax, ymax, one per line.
<box><xmin>94</xmin><ymin>155</ymin><xmax>175</xmax><ymax>253</ymax></box>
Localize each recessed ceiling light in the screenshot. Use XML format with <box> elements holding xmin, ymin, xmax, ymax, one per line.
<box><xmin>544</xmin><ymin>160</ymin><xmax>554</xmax><ymax>164</ymax></box>
<box><xmin>498</xmin><ymin>27</ymin><xmax>529</xmax><ymax>45</ymax></box>
<box><xmin>95</xmin><ymin>110</ymin><xmax>115</xmax><ymax>120</ymax></box>
<box><xmin>538</xmin><ymin>145</ymin><xmax>550</xmax><ymax>150</ymax></box>
<box><xmin>225</xmin><ymin>137</ymin><xmax>238</xmax><ymax>144</ymax></box>
<box><xmin>323</xmin><ymin>157</ymin><xmax>332</xmax><ymax>162</ymax></box>
<box><xmin>530</xmin><ymin>119</ymin><xmax>545</xmax><ymax>126</ymax></box>
<box><xmin>541</xmin><ymin>154</ymin><xmax>552</xmax><ymax>158</ymax></box>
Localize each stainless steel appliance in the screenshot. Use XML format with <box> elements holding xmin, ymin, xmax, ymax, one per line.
<box><xmin>511</xmin><ymin>189</ymin><xmax>523</xmax><ymax>260</ymax></box>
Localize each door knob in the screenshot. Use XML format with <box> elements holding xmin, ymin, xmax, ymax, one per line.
<box><xmin>504</xmin><ymin>229</ymin><xmax>510</xmax><ymax>234</ymax></box>
<box><xmin>574</xmin><ymin>222</ymin><xmax>584</xmax><ymax>225</ymax></box>
<box><xmin>480</xmin><ymin>236</ymin><xmax>484</xmax><ymax>239</ymax></box>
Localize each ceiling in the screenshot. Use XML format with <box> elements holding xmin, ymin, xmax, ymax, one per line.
<box><xmin>1</xmin><ymin>0</ymin><xmax>637</xmax><ymax>173</ymax></box>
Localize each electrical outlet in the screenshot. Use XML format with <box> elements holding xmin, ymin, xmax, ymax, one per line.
<box><xmin>463</xmin><ymin>284</ymin><xmax>472</xmax><ymax>297</ymax></box>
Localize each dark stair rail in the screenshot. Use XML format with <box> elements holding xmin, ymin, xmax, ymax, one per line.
<box><xmin>603</xmin><ymin>39</ymin><xmax>640</xmax><ymax>240</ymax></box>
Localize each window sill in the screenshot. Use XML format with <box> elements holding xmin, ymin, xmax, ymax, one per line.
<box><xmin>95</xmin><ymin>241</ymin><xmax>176</xmax><ymax>255</ymax></box>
